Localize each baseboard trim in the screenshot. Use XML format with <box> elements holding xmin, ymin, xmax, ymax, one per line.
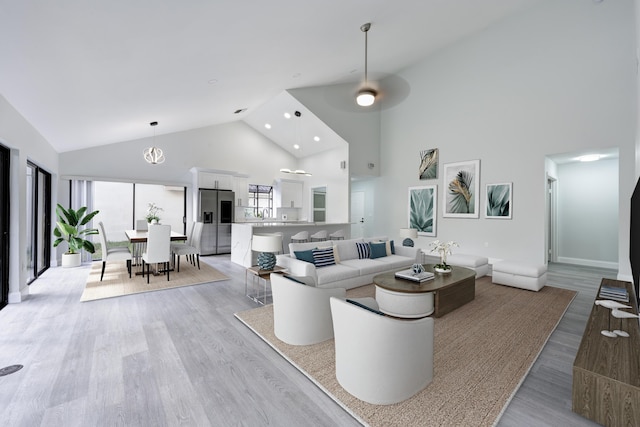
<box><xmin>556</xmin><ymin>257</ymin><xmax>618</xmax><ymax>270</ymax></box>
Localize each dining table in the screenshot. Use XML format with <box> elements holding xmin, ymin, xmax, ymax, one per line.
<box><xmin>125</xmin><ymin>229</ymin><xmax>187</xmax><ymax>273</ymax></box>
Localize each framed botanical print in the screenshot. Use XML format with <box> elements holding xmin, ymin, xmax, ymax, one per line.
<box><xmin>486</xmin><ymin>182</ymin><xmax>512</xmax><ymax>219</ymax></box>
<box><xmin>419</xmin><ymin>148</ymin><xmax>438</xmax><ymax>180</ymax></box>
<box><xmin>443</xmin><ymin>160</ymin><xmax>480</xmax><ymax>218</ymax></box>
<box><xmin>408</xmin><ymin>185</ymin><xmax>437</xmax><ymax>236</ymax></box>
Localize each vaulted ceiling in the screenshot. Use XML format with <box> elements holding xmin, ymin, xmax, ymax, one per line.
<box><xmin>0</xmin><ymin>0</ymin><xmax>540</xmax><ymax>154</ymax></box>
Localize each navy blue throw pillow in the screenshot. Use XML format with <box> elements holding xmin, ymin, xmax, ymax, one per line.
<box><xmin>294</xmin><ymin>249</ymin><xmax>316</xmax><ymax>264</ymax></box>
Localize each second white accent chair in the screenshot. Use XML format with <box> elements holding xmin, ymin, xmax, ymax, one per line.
<box><xmin>330</xmin><ymin>297</ymin><xmax>434</xmax><ymax>405</ymax></box>
<box><xmin>142</xmin><ymin>224</ymin><xmax>171</xmax><ymax>283</ymax></box>
<box><xmin>97</xmin><ymin>222</ymin><xmax>132</xmax><ymax>281</ymax></box>
<box><xmin>271</xmin><ymin>273</ymin><xmax>346</xmax><ymax>345</ymax></box>
<box><xmin>171</xmin><ymin>222</ymin><xmax>203</xmax><ymax>272</ymax></box>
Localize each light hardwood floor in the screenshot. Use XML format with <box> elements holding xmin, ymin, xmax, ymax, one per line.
<box><xmin>0</xmin><ymin>258</ymin><xmax>617</xmax><ymax>426</ymax></box>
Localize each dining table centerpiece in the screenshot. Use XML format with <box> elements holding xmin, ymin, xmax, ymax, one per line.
<box><xmin>146</xmin><ymin>202</ymin><xmax>163</xmax><ymax>224</ymax></box>
<box><xmin>429</xmin><ymin>240</ymin><xmax>459</xmax><ymax>273</ymax></box>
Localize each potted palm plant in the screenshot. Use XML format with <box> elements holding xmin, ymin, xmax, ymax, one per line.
<box><xmin>53</xmin><ymin>204</ymin><xmax>100</xmax><ymax>268</ymax></box>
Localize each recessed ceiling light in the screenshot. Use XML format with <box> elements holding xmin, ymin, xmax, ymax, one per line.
<box><xmin>264</xmin><ymin>123</ymin><xmax>272</xmax><ymax>129</ymax></box>
<box><xmin>284</xmin><ymin>112</ymin><xmax>291</xmax><ymax>119</ymax></box>
<box><xmin>293</xmin><ymin>144</ymin><xmax>300</xmax><ymax>150</ymax></box>
<box><xmin>208</xmin><ymin>79</ymin><xmax>218</xmax><ymax>85</ymax></box>
<box><xmin>578</xmin><ymin>154</ymin><xmax>602</xmax><ymax>162</ymax></box>
<box><xmin>313</xmin><ymin>136</ymin><xmax>320</xmax><ymax>142</ymax></box>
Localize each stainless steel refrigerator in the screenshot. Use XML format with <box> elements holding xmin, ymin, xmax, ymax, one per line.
<box><xmin>198</xmin><ymin>189</ymin><xmax>235</xmax><ymax>255</ymax></box>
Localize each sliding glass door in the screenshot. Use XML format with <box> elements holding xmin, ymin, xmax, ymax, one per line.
<box><xmin>26</xmin><ymin>161</ymin><xmax>51</xmax><ymax>284</ymax></box>
<box><xmin>0</xmin><ymin>144</ymin><xmax>9</xmax><ymax>309</ymax></box>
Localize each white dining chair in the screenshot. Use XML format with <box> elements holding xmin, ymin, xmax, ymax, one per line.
<box><xmin>135</xmin><ymin>219</ymin><xmax>148</xmax><ymax>231</ymax></box>
<box><xmin>170</xmin><ymin>222</ymin><xmax>195</xmax><ymax>260</ymax></box>
<box><xmin>142</xmin><ymin>224</ymin><xmax>171</xmax><ymax>283</ymax></box>
<box><xmin>98</xmin><ymin>221</ymin><xmax>132</xmax><ymax>281</ymax></box>
<box><xmin>172</xmin><ymin>222</ymin><xmax>203</xmax><ymax>272</ymax></box>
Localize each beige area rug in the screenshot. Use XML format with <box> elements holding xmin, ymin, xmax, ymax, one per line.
<box><xmin>234</xmin><ymin>277</ymin><xmax>576</xmax><ymax>427</ymax></box>
<box><xmin>81</xmin><ymin>260</ymin><xmax>229</xmax><ymax>302</ymax></box>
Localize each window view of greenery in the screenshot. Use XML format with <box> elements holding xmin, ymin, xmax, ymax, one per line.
<box><xmin>89</xmin><ymin>181</ymin><xmax>185</xmax><ymax>261</ymax></box>
<box><xmin>248</xmin><ymin>184</ymin><xmax>273</xmax><ymax>219</ymax></box>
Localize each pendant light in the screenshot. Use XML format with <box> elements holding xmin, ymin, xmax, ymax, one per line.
<box><xmin>143</xmin><ymin>121</ymin><xmax>165</xmax><ymax>164</ymax></box>
<box><xmin>280</xmin><ymin>111</ymin><xmax>311</xmax><ymax>176</ymax></box>
<box><xmin>356</xmin><ymin>22</ymin><xmax>376</xmax><ymax>107</ymax></box>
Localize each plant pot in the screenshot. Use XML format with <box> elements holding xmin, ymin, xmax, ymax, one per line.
<box><xmin>434</xmin><ymin>265</ymin><xmax>452</xmax><ymax>274</ymax></box>
<box><xmin>62</xmin><ymin>252</ymin><xmax>81</xmax><ymax>268</ymax></box>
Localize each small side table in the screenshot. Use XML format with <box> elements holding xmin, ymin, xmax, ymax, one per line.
<box><xmin>245</xmin><ymin>265</ymin><xmax>287</xmax><ymax>305</ymax></box>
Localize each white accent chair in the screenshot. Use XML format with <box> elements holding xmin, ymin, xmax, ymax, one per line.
<box><xmin>171</xmin><ymin>222</ymin><xmax>203</xmax><ymax>271</ymax></box>
<box><xmin>97</xmin><ymin>222</ymin><xmax>132</xmax><ymax>281</ymax></box>
<box><xmin>142</xmin><ymin>224</ymin><xmax>171</xmax><ymax>283</ymax></box>
<box><xmin>310</xmin><ymin>230</ymin><xmax>328</xmax><ymax>242</ymax></box>
<box><xmin>290</xmin><ymin>231</ymin><xmax>309</xmax><ymax>243</ymax></box>
<box><xmin>330</xmin><ymin>297</ymin><xmax>434</xmax><ymax>405</ymax></box>
<box><xmin>271</xmin><ymin>273</ymin><xmax>346</xmax><ymax>345</ymax></box>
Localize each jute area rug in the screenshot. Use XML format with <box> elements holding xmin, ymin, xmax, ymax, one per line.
<box><xmin>81</xmin><ymin>260</ymin><xmax>229</xmax><ymax>302</ymax></box>
<box><xmin>235</xmin><ymin>277</ymin><xmax>576</xmax><ymax>427</ymax></box>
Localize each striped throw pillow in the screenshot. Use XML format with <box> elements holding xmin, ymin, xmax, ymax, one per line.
<box><xmin>312</xmin><ymin>247</ymin><xmax>336</xmax><ymax>268</ymax></box>
<box><xmin>356</xmin><ymin>242</ymin><xmax>370</xmax><ymax>259</ymax></box>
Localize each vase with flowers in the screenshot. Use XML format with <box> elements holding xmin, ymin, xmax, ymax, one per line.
<box><xmin>146</xmin><ymin>202</ymin><xmax>163</xmax><ymax>224</ymax></box>
<box><xmin>429</xmin><ymin>240</ymin><xmax>459</xmax><ymax>273</ymax></box>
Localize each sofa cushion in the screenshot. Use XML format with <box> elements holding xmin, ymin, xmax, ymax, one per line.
<box><xmin>316</xmin><ymin>264</ymin><xmax>360</xmax><ymax>285</ymax></box>
<box><xmin>312</xmin><ymin>247</ymin><xmax>336</xmax><ymax>268</ymax></box>
<box><xmin>340</xmin><ymin>259</ymin><xmax>391</xmax><ymax>275</ymax></box>
<box><xmin>356</xmin><ymin>242</ymin><xmax>370</xmax><ymax>259</ymax></box>
<box><xmin>334</xmin><ymin>238</ymin><xmax>363</xmax><ymax>261</ymax></box>
<box><xmin>373</xmin><ymin>254</ymin><xmax>415</xmax><ymax>270</ymax></box>
<box><xmin>369</xmin><ymin>241</ymin><xmax>387</xmax><ymax>259</ymax></box>
<box><xmin>294</xmin><ymin>249</ymin><xmax>316</xmax><ymax>264</ymax></box>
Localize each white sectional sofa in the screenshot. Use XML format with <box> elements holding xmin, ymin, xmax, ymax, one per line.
<box><xmin>276</xmin><ymin>236</ymin><xmax>420</xmax><ymax>290</ymax></box>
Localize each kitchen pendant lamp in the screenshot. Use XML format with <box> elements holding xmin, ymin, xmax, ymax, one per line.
<box><xmin>356</xmin><ymin>23</ymin><xmax>377</xmax><ymax>107</ymax></box>
<box><xmin>144</xmin><ymin>121</ymin><xmax>165</xmax><ymax>164</ymax></box>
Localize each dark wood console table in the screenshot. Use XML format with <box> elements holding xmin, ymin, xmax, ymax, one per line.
<box><xmin>572</xmin><ymin>278</ymin><xmax>640</xmax><ymax>426</ymax></box>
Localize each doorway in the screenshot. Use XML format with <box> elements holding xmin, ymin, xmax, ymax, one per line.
<box><xmin>351</xmin><ymin>191</ymin><xmax>365</xmax><ymax>239</ymax></box>
<box><xmin>0</xmin><ymin>144</ymin><xmax>9</xmax><ymax>309</ymax></box>
<box><xmin>311</xmin><ymin>186</ymin><xmax>326</xmax><ymax>222</ymax></box>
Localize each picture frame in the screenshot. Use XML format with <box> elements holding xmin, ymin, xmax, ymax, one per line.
<box><xmin>485</xmin><ymin>182</ymin><xmax>512</xmax><ymax>219</ymax></box>
<box><xmin>443</xmin><ymin>159</ymin><xmax>480</xmax><ymax>218</ymax></box>
<box><xmin>408</xmin><ymin>185</ymin><xmax>437</xmax><ymax>236</ymax></box>
<box><xmin>419</xmin><ymin>148</ymin><xmax>438</xmax><ymax>180</ymax></box>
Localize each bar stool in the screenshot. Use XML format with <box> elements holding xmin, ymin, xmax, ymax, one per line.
<box><xmin>291</xmin><ymin>231</ymin><xmax>309</xmax><ymax>243</ymax></box>
<box><xmin>329</xmin><ymin>229</ymin><xmax>345</xmax><ymax>240</ymax></box>
<box><xmin>310</xmin><ymin>230</ymin><xmax>328</xmax><ymax>242</ymax></box>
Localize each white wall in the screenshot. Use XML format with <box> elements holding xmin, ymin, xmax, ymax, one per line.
<box><xmin>0</xmin><ymin>94</ymin><xmax>59</xmax><ymax>302</ymax></box>
<box><xmin>557</xmin><ymin>159</ymin><xmax>618</xmax><ymax>268</ymax></box>
<box><xmin>299</xmin><ymin>144</ymin><xmax>350</xmax><ymax>223</ymax></box>
<box><xmin>373</xmin><ymin>0</ymin><xmax>636</xmax><ymax>277</ymax></box>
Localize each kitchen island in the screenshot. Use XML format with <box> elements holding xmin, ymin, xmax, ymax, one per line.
<box><xmin>231</xmin><ymin>222</ymin><xmax>351</xmax><ymax>267</ymax></box>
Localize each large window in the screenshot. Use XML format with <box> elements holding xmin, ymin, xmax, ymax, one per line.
<box><xmin>248</xmin><ymin>184</ymin><xmax>273</xmax><ymax>218</ymax></box>
<box><xmin>72</xmin><ymin>180</ymin><xmax>186</xmax><ymax>261</ymax></box>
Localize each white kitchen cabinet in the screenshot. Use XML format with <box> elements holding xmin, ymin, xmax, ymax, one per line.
<box><xmin>233</xmin><ymin>176</ymin><xmax>249</xmax><ymax>207</ymax></box>
<box><xmin>279</xmin><ymin>180</ymin><xmax>303</xmax><ymax>208</ymax></box>
<box><xmin>198</xmin><ymin>172</ymin><xmax>233</xmax><ymax>190</ymax></box>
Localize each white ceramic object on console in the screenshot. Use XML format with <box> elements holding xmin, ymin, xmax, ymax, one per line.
<box><xmin>611</xmin><ymin>308</ymin><xmax>640</xmax><ymax>338</ymax></box>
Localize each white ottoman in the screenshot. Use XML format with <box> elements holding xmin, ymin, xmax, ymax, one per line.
<box><xmin>421</xmin><ymin>252</ymin><xmax>489</xmax><ymax>278</ymax></box>
<box><xmin>492</xmin><ymin>260</ymin><xmax>547</xmax><ymax>291</ymax></box>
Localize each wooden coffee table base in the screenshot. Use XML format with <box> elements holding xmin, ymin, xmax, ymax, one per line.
<box><xmin>433</xmin><ymin>275</ymin><xmax>475</xmax><ymax>317</ymax></box>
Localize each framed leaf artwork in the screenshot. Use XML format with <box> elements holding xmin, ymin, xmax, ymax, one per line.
<box><xmin>419</xmin><ymin>148</ymin><xmax>438</xmax><ymax>180</ymax></box>
<box><xmin>443</xmin><ymin>160</ymin><xmax>480</xmax><ymax>218</ymax></box>
<box><xmin>408</xmin><ymin>185</ymin><xmax>437</xmax><ymax>236</ymax></box>
<box><xmin>486</xmin><ymin>182</ymin><xmax>512</xmax><ymax>219</ymax></box>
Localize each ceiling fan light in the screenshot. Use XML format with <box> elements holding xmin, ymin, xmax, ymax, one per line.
<box><xmin>356</xmin><ymin>88</ymin><xmax>376</xmax><ymax>107</ymax></box>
